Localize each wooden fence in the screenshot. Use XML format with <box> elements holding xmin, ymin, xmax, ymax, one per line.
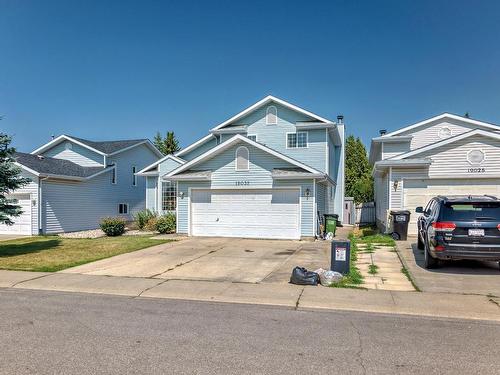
<box><xmin>355</xmin><ymin>202</ymin><xmax>376</xmax><ymax>225</ymax></box>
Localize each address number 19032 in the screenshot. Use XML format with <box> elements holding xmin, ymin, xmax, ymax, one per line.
<box><xmin>235</xmin><ymin>181</ymin><xmax>250</xmax><ymax>186</ymax></box>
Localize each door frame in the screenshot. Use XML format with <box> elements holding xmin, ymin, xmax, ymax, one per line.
<box><xmin>188</xmin><ymin>186</ymin><xmax>302</xmax><ymax>239</ymax></box>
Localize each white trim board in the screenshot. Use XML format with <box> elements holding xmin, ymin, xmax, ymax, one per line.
<box><xmin>211</xmin><ymin>95</ymin><xmax>334</xmax><ymax>131</ymax></box>
<box><xmin>137</xmin><ymin>154</ymin><xmax>186</xmax><ymax>175</ymax></box>
<box><xmin>166</xmin><ymin>134</ymin><xmax>324</xmax><ymax>178</ymax></box>
<box><xmin>390</xmin><ymin>128</ymin><xmax>500</xmax><ymax>160</ymax></box>
<box><xmin>175</xmin><ymin>134</ymin><xmax>215</xmax><ymax>157</ymax></box>
<box><xmin>382</xmin><ymin>113</ymin><xmax>500</xmax><ymax>138</ymax></box>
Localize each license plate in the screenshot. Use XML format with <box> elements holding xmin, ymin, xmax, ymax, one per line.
<box><xmin>468</xmin><ymin>228</ymin><xmax>484</xmax><ymax>237</ymax></box>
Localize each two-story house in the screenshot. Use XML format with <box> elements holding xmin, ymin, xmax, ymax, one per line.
<box><xmin>370</xmin><ymin>113</ymin><xmax>500</xmax><ymax>235</ymax></box>
<box><xmin>1</xmin><ymin>135</ymin><xmax>162</xmax><ymax>235</ymax></box>
<box><xmin>138</xmin><ymin>95</ymin><xmax>345</xmax><ymax>240</ymax></box>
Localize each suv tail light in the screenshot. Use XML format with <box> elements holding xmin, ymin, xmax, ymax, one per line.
<box><xmin>497</xmin><ymin>224</ymin><xmax>500</xmax><ymax>231</ymax></box>
<box><xmin>432</xmin><ymin>222</ymin><xmax>456</xmax><ymax>232</ymax></box>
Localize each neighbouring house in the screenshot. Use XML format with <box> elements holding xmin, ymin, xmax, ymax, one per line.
<box><xmin>0</xmin><ymin>135</ymin><xmax>162</xmax><ymax>235</ymax></box>
<box><xmin>138</xmin><ymin>95</ymin><xmax>345</xmax><ymax>240</ymax></box>
<box><xmin>370</xmin><ymin>113</ymin><xmax>500</xmax><ymax>235</ymax></box>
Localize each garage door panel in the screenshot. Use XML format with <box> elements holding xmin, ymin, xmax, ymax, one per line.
<box><xmin>0</xmin><ymin>194</ymin><xmax>32</xmax><ymax>235</ymax></box>
<box><xmin>191</xmin><ymin>189</ymin><xmax>300</xmax><ymax>239</ymax></box>
<box><xmin>403</xmin><ymin>179</ymin><xmax>500</xmax><ymax>235</ymax></box>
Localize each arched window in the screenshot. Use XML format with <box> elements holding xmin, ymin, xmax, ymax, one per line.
<box><xmin>266</xmin><ymin>106</ymin><xmax>277</xmax><ymax>124</ymax></box>
<box><xmin>235</xmin><ymin>146</ymin><xmax>249</xmax><ymax>171</ymax></box>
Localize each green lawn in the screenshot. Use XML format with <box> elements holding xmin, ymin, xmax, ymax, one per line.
<box><xmin>0</xmin><ymin>235</ymin><xmax>171</xmax><ymax>272</ymax></box>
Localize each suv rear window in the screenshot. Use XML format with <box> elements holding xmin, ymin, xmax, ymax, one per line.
<box><xmin>440</xmin><ymin>202</ymin><xmax>500</xmax><ymax>221</ymax></box>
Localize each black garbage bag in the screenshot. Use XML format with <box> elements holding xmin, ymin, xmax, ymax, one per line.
<box><xmin>289</xmin><ymin>267</ymin><xmax>319</xmax><ymax>285</ymax></box>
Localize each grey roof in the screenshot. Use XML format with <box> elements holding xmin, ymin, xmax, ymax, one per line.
<box><xmin>69</xmin><ymin>136</ymin><xmax>148</xmax><ymax>154</ymax></box>
<box><xmin>14</xmin><ymin>152</ymin><xmax>105</xmax><ymax>179</ymax></box>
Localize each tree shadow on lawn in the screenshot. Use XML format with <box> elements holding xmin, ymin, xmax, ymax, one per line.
<box><xmin>0</xmin><ymin>238</ymin><xmax>62</xmax><ymax>257</ymax></box>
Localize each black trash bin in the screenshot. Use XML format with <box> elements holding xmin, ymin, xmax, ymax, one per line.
<box><xmin>390</xmin><ymin>210</ymin><xmax>411</xmax><ymax>241</ymax></box>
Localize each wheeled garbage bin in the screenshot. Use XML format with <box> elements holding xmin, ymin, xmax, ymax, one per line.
<box><xmin>390</xmin><ymin>210</ymin><xmax>411</xmax><ymax>241</ymax></box>
<box><xmin>324</xmin><ymin>214</ymin><xmax>338</xmax><ymax>237</ymax></box>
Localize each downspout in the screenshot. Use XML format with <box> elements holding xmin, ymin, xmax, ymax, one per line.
<box><xmin>38</xmin><ymin>176</ymin><xmax>50</xmax><ymax>234</ymax></box>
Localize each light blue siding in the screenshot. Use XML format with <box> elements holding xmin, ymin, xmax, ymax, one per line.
<box><xmin>194</xmin><ymin>143</ymin><xmax>294</xmax><ymax>188</ymax></box>
<box><xmin>241</xmin><ymin>103</ymin><xmax>328</xmax><ymax>172</ymax></box>
<box><xmin>146</xmin><ymin>176</ymin><xmax>157</xmax><ymax>211</ymax></box>
<box><xmin>180</xmin><ymin>137</ymin><xmax>218</xmax><ymax>161</ymax></box>
<box><xmin>42</xmin><ymin>143</ymin><xmax>159</xmax><ymax>233</ymax></box>
<box><xmin>159</xmin><ymin>158</ymin><xmax>183</xmax><ymax>175</ymax></box>
<box><xmin>43</xmin><ymin>141</ymin><xmax>104</xmax><ymax>167</ymax></box>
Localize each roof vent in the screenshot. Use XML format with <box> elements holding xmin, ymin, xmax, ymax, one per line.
<box><xmin>37</xmin><ymin>155</ymin><xmax>44</xmax><ymax>160</ymax></box>
<box><xmin>337</xmin><ymin>115</ymin><xmax>344</xmax><ymax>124</ymax></box>
<box><xmin>379</xmin><ymin>129</ymin><xmax>387</xmax><ymax>136</ymax></box>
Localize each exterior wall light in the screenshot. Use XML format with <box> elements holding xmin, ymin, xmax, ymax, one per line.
<box><xmin>305</xmin><ymin>188</ymin><xmax>311</xmax><ymax>198</ymax></box>
<box><xmin>393</xmin><ymin>180</ymin><xmax>399</xmax><ymax>192</ymax></box>
<box><xmin>179</xmin><ymin>191</ymin><xmax>184</xmax><ymax>199</ymax></box>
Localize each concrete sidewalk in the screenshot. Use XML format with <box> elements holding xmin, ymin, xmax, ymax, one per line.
<box><xmin>1</xmin><ymin>269</ymin><xmax>499</xmax><ymax>322</ymax></box>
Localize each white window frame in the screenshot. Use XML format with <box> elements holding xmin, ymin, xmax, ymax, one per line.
<box><xmin>467</xmin><ymin>148</ymin><xmax>486</xmax><ymax>165</ymax></box>
<box><xmin>162</xmin><ymin>181</ymin><xmax>177</xmax><ymax>211</ymax></box>
<box><xmin>286</xmin><ymin>131</ymin><xmax>308</xmax><ymax>149</ymax></box>
<box><xmin>118</xmin><ymin>203</ymin><xmax>129</xmax><ymax>215</ymax></box>
<box><xmin>235</xmin><ymin>146</ymin><xmax>250</xmax><ymax>171</ymax></box>
<box><xmin>266</xmin><ymin>106</ymin><xmax>278</xmax><ymax>125</ymax></box>
<box><xmin>438</xmin><ymin>126</ymin><xmax>452</xmax><ymax>139</ymax></box>
<box><xmin>247</xmin><ymin>134</ymin><xmax>258</xmax><ymax>142</ymax></box>
<box><xmin>132</xmin><ymin>166</ymin><xmax>137</xmax><ymax>186</ymax></box>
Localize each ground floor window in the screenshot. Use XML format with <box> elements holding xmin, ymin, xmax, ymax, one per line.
<box><xmin>118</xmin><ymin>203</ymin><xmax>129</xmax><ymax>214</ymax></box>
<box><xmin>162</xmin><ymin>181</ymin><xmax>177</xmax><ymax>211</ymax></box>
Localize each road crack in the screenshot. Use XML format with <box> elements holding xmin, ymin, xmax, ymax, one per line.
<box><xmin>149</xmin><ymin>247</ymin><xmax>223</xmax><ymax>278</ymax></box>
<box><xmin>350</xmin><ymin>321</ymin><xmax>367</xmax><ymax>375</ymax></box>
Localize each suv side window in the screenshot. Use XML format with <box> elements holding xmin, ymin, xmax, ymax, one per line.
<box><xmin>423</xmin><ymin>200</ymin><xmax>434</xmax><ymax>216</ymax></box>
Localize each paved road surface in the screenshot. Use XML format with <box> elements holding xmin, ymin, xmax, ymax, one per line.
<box><xmin>1</xmin><ymin>289</ymin><xmax>499</xmax><ymax>374</ymax></box>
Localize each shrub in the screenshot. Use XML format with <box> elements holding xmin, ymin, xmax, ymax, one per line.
<box><xmin>144</xmin><ymin>217</ymin><xmax>158</xmax><ymax>232</ymax></box>
<box><xmin>155</xmin><ymin>213</ymin><xmax>176</xmax><ymax>234</ymax></box>
<box><xmin>100</xmin><ymin>217</ymin><xmax>126</xmax><ymax>236</ymax></box>
<box><xmin>134</xmin><ymin>209</ymin><xmax>157</xmax><ymax>230</ymax></box>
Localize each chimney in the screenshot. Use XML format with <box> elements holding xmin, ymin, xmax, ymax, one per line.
<box><xmin>337</xmin><ymin>115</ymin><xmax>344</xmax><ymax>125</ymax></box>
<box><xmin>379</xmin><ymin>129</ymin><xmax>387</xmax><ymax>136</ymax></box>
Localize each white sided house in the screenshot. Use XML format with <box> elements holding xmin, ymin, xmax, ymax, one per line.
<box><xmin>0</xmin><ymin>135</ymin><xmax>162</xmax><ymax>235</ymax></box>
<box><xmin>370</xmin><ymin>113</ymin><xmax>500</xmax><ymax>235</ymax></box>
<box><xmin>138</xmin><ymin>95</ymin><xmax>345</xmax><ymax>240</ymax></box>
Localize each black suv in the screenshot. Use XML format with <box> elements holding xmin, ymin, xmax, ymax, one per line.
<box><xmin>416</xmin><ymin>195</ymin><xmax>500</xmax><ymax>269</ymax></box>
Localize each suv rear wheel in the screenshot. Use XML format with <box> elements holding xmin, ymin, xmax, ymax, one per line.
<box><xmin>424</xmin><ymin>241</ymin><xmax>439</xmax><ymax>269</ymax></box>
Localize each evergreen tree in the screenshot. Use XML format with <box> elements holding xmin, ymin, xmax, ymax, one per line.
<box><xmin>345</xmin><ymin>135</ymin><xmax>374</xmax><ymax>203</ymax></box>
<box><xmin>153</xmin><ymin>131</ymin><xmax>181</xmax><ymax>155</ymax></box>
<box><xmin>0</xmin><ymin>133</ymin><xmax>30</xmax><ymax>225</ymax></box>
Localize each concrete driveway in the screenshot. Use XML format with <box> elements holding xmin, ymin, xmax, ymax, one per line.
<box><xmin>62</xmin><ymin>237</ymin><xmax>330</xmax><ymax>284</ymax></box>
<box><xmin>397</xmin><ymin>238</ymin><xmax>500</xmax><ymax>296</ymax></box>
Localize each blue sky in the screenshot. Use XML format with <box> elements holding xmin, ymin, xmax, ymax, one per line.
<box><xmin>1</xmin><ymin>0</ymin><xmax>500</xmax><ymax>152</ymax></box>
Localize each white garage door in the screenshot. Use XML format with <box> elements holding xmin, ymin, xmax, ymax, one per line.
<box><xmin>0</xmin><ymin>194</ymin><xmax>32</xmax><ymax>235</ymax></box>
<box><xmin>403</xmin><ymin>179</ymin><xmax>500</xmax><ymax>235</ymax></box>
<box><xmin>190</xmin><ymin>189</ymin><xmax>301</xmax><ymax>240</ymax></box>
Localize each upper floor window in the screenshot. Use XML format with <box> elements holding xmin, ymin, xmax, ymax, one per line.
<box><xmin>235</xmin><ymin>146</ymin><xmax>249</xmax><ymax>171</ymax></box>
<box><xmin>247</xmin><ymin>134</ymin><xmax>257</xmax><ymax>142</ymax></box>
<box><xmin>287</xmin><ymin>132</ymin><xmax>308</xmax><ymax>148</ymax></box>
<box><xmin>266</xmin><ymin>106</ymin><xmax>277</xmax><ymax>125</ymax></box>
<box><xmin>64</xmin><ymin>142</ymin><xmax>73</xmax><ymax>150</ymax></box>
<box><xmin>132</xmin><ymin>166</ymin><xmax>137</xmax><ymax>186</ymax></box>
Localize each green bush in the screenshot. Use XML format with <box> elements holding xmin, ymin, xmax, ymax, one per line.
<box><xmin>156</xmin><ymin>213</ymin><xmax>176</xmax><ymax>234</ymax></box>
<box><xmin>100</xmin><ymin>217</ymin><xmax>126</xmax><ymax>236</ymax></box>
<box><xmin>134</xmin><ymin>209</ymin><xmax>157</xmax><ymax>230</ymax></box>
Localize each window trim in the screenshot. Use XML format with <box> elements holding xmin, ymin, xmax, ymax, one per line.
<box><xmin>162</xmin><ymin>181</ymin><xmax>177</xmax><ymax>211</ymax></box>
<box><xmin>118</xmin><ymin>203</ymin><xmax>129</xmax><ymax>215</ymax></box>
<box><xmin>235</xmin><ymin>146</ymin><xmax>250</xmax><ymax>171</ymax></box>
<box><xmin>286</xmin><ymin>131</ymin><xmax>308</xmax><ymax>149</ymax></box>
<box><xmin>266</xmin><ymin>106</ymin><xmax>278</xmax><ymax>125</ymax></box>
<box><xmin>132</xmin><ymin>166</ymin><xmax>137</xmax><ymax>186</ymax></box>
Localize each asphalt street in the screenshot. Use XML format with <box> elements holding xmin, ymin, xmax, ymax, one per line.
<box><xmin>0</xmin><ymin>288</ymin><xmax>499</xmax><ymax>374</ymax></box>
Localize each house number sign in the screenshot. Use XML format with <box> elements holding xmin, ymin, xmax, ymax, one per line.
<box><xmin>467</xmin><ymin>168</ymin><xmax>486</xmax><ymax>173</ymax></box>
<box><xmin>235</xmin><ymin>180</ymin><xmax>250</xmax><ymax>186</ymax></box>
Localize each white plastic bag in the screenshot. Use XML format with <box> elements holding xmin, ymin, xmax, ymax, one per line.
<box><xmin>319</xmin><ymin>270</ymin><xmax>343</xmax><ymax>286</ymax></box>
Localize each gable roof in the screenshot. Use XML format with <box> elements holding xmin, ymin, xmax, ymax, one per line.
<box><xmin>166</xmin><ymin>134</ymin><xmax>325</xmax><ymax>178</ymax></box>
<box><xmin>211</xmin><ymin>95</ymin><xmax>334</xmax><ymax>131</ymax></box>
<box><xmin>137</xmin><ymin>154</ymin><xmax>186</xmax><ymax>175</ymax></box>
<box><xmin>381</xmin><ymin>113</ymin><xmax>500</xmax><ymax>138</ymax></box>
<box><xmin>390</xmin><ymin>128</ymin><xmax>500</xmax><ymax>160</ymax></box>
<box><xmin>14</xmin><ymin>152</ymin><xmax>111</xmax><ymax>180</ymax></box>
<box><xmin>175</xmin><ymin>134</ymin><xmax>215</xmax><ymax>158</ymax></box>
<box><xmin>32</xmin><ymin>135</ymin><xmax>163</xmax><ymax>157</ymax></box>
